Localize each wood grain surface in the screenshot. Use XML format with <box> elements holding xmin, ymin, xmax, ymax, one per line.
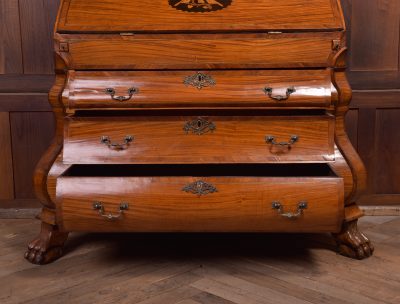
<box><xmin>1</xmin><ymin>216</ymin><xmax>399</xmax><ymax>304</ymax></box>
<box><xmin>10</xmin><ymin>112</ymin><xmax>55</xmax><ymax>200</ymax></box>
<box><xmin>64</xmin><ymin>70</ymin><xmax>333</xmax><ymax>110</ymax></box>
<box><xmin>57</xmin><ymin>0</ymin><xmax>344</xmax><ymax>32</ymax></box>
<box><xmin>0</xmin><ymin>113</ymin><xmax>14</xmax><ymax>200</ymax></box>
<box><xmin>57</xmin><ymin>33</ymin><xmax>342</xmax><ymax>69</ymax></box>
<box><xmin>63</xmin><ymin>115</ymin><xmax>335</xmax><ymax>164</ymax></box>
<box><xmin>57</xmin><ymin>176</ymin><xmax>344</xmax><ymax>233</ymax></box>
<box><xmin>15</xmin><ymin>0</ymin><xmax>384</xmax><ymax>263</ymax></box>
<box><xmin>2</xmin><ymin>0</ymin><xmax>399</xmax><ymax>211</ymax></box>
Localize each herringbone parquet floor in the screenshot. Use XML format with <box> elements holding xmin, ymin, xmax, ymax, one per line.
<box><xmin>0</xmin><ymin>216</ymin><xmax>399</xmax><ymax>304</ymax></box>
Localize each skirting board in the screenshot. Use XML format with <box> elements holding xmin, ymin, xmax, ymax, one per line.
<box><xmin>0</xmin><ymin>209</ymin><xmax>40</xmax><ymax>219</ymax></box>
<box><xmin>0</xmin><ymin>206</ymin><xmax>399</xmax><ymax>219</ymax></box>
<box><xmin>361</xmin><ymin>206</ymin><xmax>400</xmax><ymax>216</ymax></box>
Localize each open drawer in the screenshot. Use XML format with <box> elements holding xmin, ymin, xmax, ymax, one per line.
<box><xmin>62</xmin><ymin>70</ymin><xmax>334</xmax><ymax>111</ymax></box>
<box><xmin>56</xmin><ymin>164</ymin><xmax>344</xmax><ymax>233</ymax></box>
<box><xmin>63</xmin><ymin>114</ymin><xmax>335</xmax><ymax>164</ymax></box>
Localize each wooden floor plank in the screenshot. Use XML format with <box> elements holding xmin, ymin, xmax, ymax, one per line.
<box><xmin>191</xmin><ymin>277</ymin><xmax>273</xmax><ymax>304</ymax></box>
<box><xmin>134</xmin><ymin>286</ymin><xmax>200</xmax><ymax>304</ymax></box>
<box><xmin>193</xmin><ymin>264</ymin><xmax>313</xmax><ymax>304</ymax></box>
<box><xmin>175</xmin><ymin>299</ymin><xmax>202</xmax><ymax>304</ymax></box>
<box><xmin>0</xmin><ymin>217</ymin><xmax>399</xmax><ymax>304</ymax></box>
<box><xmin>199</xmin><ymin>260</ymin><xmax>348</xmax><ymax>304</ymax></box>
<box><xmin>242</xmin><ymin>248</ymin><xmax>400</xmax><ymax>304</ymax></box>
<box><xmin>237</xmin><ymin>258</ymin><xmax>392</xmax><ymax>304</ymax></box>
<box><xmin>83</xmin><ymin>266</ymin><xmax>201</xmax><ymax>304</ymax></box>
<box><xmin>191</xmin><ymin>292</ymin><xmax>236</xmax><ymax>304</ymax></box>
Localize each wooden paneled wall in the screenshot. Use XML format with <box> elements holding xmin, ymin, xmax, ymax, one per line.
<box><xmin>0</xmin><ymin>0</ymin><xmax>58</xmax><ymax>209</ymax></box>
<box><xmin>0</xmin><ymin>0</ymin><xmax>399</xmax><ymax>212</ymax></box>
<box><xmin>342</xmin><ymin>0</ymin><xmax>400</xmax><ymax>206</ymax></box>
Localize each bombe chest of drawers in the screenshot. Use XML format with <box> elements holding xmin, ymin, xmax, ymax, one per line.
<box><xmin>26</xmin><ymin>0</ymin><xmax>374</xmax><ymax>264</ymax></box>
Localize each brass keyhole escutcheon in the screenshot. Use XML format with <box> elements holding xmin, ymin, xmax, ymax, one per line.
<box><xmin>169</xmin><ymin>0</ymin><xmax>232</xmax><ymax>13</ymax></box>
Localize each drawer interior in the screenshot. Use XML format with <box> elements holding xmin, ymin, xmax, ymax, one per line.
<box><xmin>73</xmin><ymin>109</ymin><xmax>328</xmax><ymax>117</ymax></box>
<box><xmin>62</xmin><ymin>163</ymin><xmax>338</xmax><ymax>178</ymax></box>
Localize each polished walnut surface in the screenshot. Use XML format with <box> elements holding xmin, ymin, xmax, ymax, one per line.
<box><xmin>63</xmin><ymin>70</ymin><xmax>333</xmax><ymax>110</ymax></box>
<box><xmin>57</xmin><ymin>174</ymin><xmax>344</xmax><ymax>233</ymax></box>
<box><xmin>58</xmin><ymin>0</ymin><xmax>344</xmax><ymax>32</ymax></box>
<box><xmin>25</xmin><ymin>0</ymin><xmax>374</xmax><ymax>265</ymax></box>
<box><xmin>57</xmin><ymin>33</ymin><xmax>343</xmax><ymax>69</ymax></box>
<box><xmin>63</xmin><ymin>115</ymin><xmax>335</xmax><ymax>164</ymax></box>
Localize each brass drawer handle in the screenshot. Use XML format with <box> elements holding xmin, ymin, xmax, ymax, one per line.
<box><xmin>266</xmin><ymin>135</ymin><xmax>299</xmax><ymax>148</ymax></box>
<box><xmin>184</xmin><ymin>72</ymin><xmax>216</xmax><ymax>90</ymax></box>
<box><xmin>263</xmin><ymin>87</ymin><xmax>296</xmax><ymax>101</ymax></box>
<box><xmin>105</xmin><ymin>87</ymin><xmax>138</xmax><ymax>102</ymax></box>
<box><xmin>184</xmin><ymin>117</ymin><xmax>216</xmax><ymax>135</ymax></box>
<box><xmin>182</xmin><ymin>180</ymin><xmax>218</xmax><ymax>196</ymax></box>
<box><xmin>100</xmin><ymin>135</ymin><xmax>134</xmax><ymax>150</ymax></box>
<box><xmin>272</xmin><ymin>201</ymin><xmax>308</xmax><ymax>219</ymax></box>
<box><xmin>93</xmin><ymin>202</ymin><xmax>129</xmax><ymax>220</ymax></box>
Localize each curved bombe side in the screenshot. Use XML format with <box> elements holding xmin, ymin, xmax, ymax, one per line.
<box><xmin>330</xmin><ymin>59</ymin><xmax>373</xmax><ymax>259</ymax></box>
<box><xmin>26</xmin><ymin>53</ymin><xmax>69</xmax><ymax>265</ymax></box>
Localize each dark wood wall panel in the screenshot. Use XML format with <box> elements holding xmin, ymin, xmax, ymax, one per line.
<box><xmin>0</xmin><ymin>112</ymin><xmax>14</xmax><ymax>200</ymax></box>
<box><xmin>357</xmin><ymin>108</ymin><xmax>378</xmax><ymax>196</ymax></box>
<box><xmin>0</xmin><ymin>0</ymin><xmax>60</xmax><ymax>210</ymax></box>
<box><xmin>0</xmin><ymin>94</ymin><xmax>52</xmax><ymax>112</ymax></box>
<box><xmin>345</xmin><ymin>109</ymin><xmax>358</xmax><ymax>147</ymax></box>
<box><xmin>19</xmin><ymin>0</ymin><xmax>58</xmax><ymax>74</ymax></box>
<box><xmin>351</xmin><ymin>0</ymin><xmax>399</xmax><ymax>71</ymax></box>
<box><xmin>343</xmin><ymin>0</ymin><xmax>400</xmax><ymax>206</ymax></box>
<box><xmin>0</xmin><ymin>75</ymin><xmax>54</xmax><ymax>93</ymax></box>
<box><xmin>346</xmin><ymin>94</ymin><xmax>400</xmax><ymax>206</ymax></box>
<box><xmin>374</xmin><ymin>109</ymin><xmax>400</xmax><ymax>194</ymax></box>
<box><xmin>0</xmin><ymin>0</ymin><xmax>23</xmax><ymax>74</ymax></box>
<box><xmin>10</xmin><ymin>112</ymin><xmax>54</xmax><ymax>200</ymax></box>
<box><xmin>0</xmin><ymin>0</ymin><xmax>399</xmax><ymax>211</ymax></box>
<box><xmin>342</xmin><ymin>0</ymin><xmax>400</xmax><ymax>89</ymax></box>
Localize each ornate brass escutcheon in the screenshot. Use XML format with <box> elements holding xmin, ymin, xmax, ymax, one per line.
<box><xmin>272</xmin><ymin>201</ymin><xmax>308</xmax><ymax>219</ymax></box>
<box><xmin>182</xmin><ymin>180</ymin><xmax>218</xmax><ymax>196</ymax></box>
<box><xmin>93</xmin><ymin>202</ymin><xmax>129</xmax><ymax>220</ymax></box>
<box><xmin>169</xmin><ymin>0</ymin><xmax>232</xmax><ymax>13</ymax></box>
<box><xmin>105</xmin><ymin>87</ymin><xmax>138</xmax><ymax>102</ymax></box>
<box><xmin>184</xmin><ymin>72</ymin><xmax>216</xmax><ymax>90</ymax></box>
<box><xmin>184</xmin><ymin>117</ymin><xmax>216</xmax><ymax>135</ymax></box>
<box><xmin>263</xmin><ymin>86</ymin><xmax>296</xmax><ymax>101</ymax></box>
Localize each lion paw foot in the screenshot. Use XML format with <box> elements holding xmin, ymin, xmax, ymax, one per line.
<box><xmin>25</xmin><ymin>223</ymin><xmax>68</xmax><ymax>265</ymax></box>
<box><xmin>333</xmin><ymin>220</ymin><xmax>374</xmax><ymax>260</ymax></box>
<box><xmin>25</xmin><ymin>238</ymin><xmax>63</xmax><ymax>265</ymax></box>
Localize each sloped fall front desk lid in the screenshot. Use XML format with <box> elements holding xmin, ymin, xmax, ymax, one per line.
<box><xmin>57</xmin><ymin>0</ymin><xmax>345</xmax><ymax>33</ymax></box>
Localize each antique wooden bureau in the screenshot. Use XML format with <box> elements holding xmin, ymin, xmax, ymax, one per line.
<box><xmin>26</xmin><ymin>0</ymin><xmax>374</xmax><ymax>264</ymax></box>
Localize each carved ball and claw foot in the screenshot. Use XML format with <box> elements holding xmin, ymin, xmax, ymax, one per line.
<box><xmin>25</xmin><ymin>222</ymin><xmax>69</xmax><ymax>265</ymax></box>
<box><xmin>332</xmin><ymin>219</ymin><xmax>374</xmax><ymax>260</ymax></box>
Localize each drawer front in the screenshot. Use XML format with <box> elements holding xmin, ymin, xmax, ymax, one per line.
<box><xmin>57</xmin><ymin>176</ymin><xmax>344</xmax><ymax>233</ymax></box>
<box><xmin>63</xmin><ymin>116</ymin><xmax>335</xmax><ymax>164</ymax></box>
<box><xmin>58</xmin><ymin>33</ymin><xmax>340</xmax><ymax>70</ymax></box>
<box><xmin>64</xmin><ymin>70</ymin><xmax>333</xmax><ymax>111</ymax></box>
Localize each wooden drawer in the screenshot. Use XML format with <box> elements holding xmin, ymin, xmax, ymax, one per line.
<box><xmin>56</xmin><ymin>165</ymin><xmax>344</xmax><ymax>233</ymax></box>
<box><xmin>63</xmin><ymin>70</ymin><xmax>333</xmax><ymax>111</ymax></box>
<box><xmin>63</xmin><ymin>115</ymin><xmax>335</xmax><ymax>164</ymax></box>
<box><xmin>57</xmin><ymin>32</ymin><xmax>341</xmax><ymax>70</ymax></box>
